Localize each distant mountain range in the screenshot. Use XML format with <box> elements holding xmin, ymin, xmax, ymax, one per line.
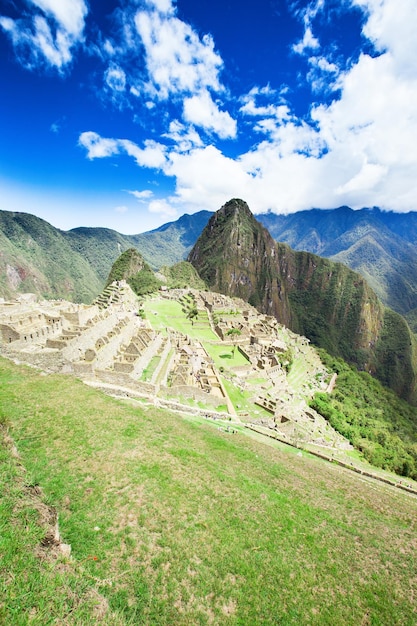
<box><xmin>149</xmin><ymin>206</ymin><xmax>417</xmax><ymax>324</ymax></box>
<box><xmin>0</xmin><ymin>209</ymin><xmax>212</xmax><ymax>303</ymax></box>
<box><xmin>257</xmin><ymin>206</ymin><xmax>417</xmax><ymax>319</ymax></box>
<box><xmin>1</xmin><ymin>203</ymin><xmax>417</xmax><ymax>323</ymax></box>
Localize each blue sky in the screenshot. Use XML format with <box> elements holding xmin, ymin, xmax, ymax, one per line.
<box><xmin>1</xmin><ymin>0</ymin><xmax>416</xmax><ymax>234</ymax></box>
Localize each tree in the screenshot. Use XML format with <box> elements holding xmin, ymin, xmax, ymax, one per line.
<box><xmin>187</xmin><ymin>305</ymin><xmax>198</xmax><ymax>325</ymax></box>
<box><xmin>226</xmin><ymin>328</ymin><xmax>242</xmax><ymax>354</ymax></box>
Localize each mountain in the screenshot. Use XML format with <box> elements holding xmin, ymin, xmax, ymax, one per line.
<box><xmin>0</xmin><ymin>209</ymin><xmax>211</xmax><ymax>303</ymax></box>
<box><xmin>0</xmin><ymin>211</ymin><xmax>104</xmax><ymax>302</ymax></box>
<box><xmin>2</xmin><ymin>204</ymin><xmax>417</xmax><ymax>336</ymax></box>
<box><xmin>189</xmin><ymin>199</ymin><xmax>417</xmax><ymax>404</ymax></box>
<box><xmin>136</xmin><ymin>205</ymin><xmax>417</xmax><ymax>321</ymax></box>
<box><xmin>105</xmin><ymin>247</ymin><xmax>162</xmax><ymax>296</ymax></box>
<box><xmin>256</xmin><ymin>207</ymin><xmax>417</xmax><ymax>319</ymax></box>
<box><xmin>132</xmin><ymin>206</ymin><xmax>417</xmax><ymax>322</ymax></box>
<box><xmin>130</xmin><ymin>210</ymin><xmax>213</xmax><ymax>269</ymax></box>
<box><xmin>157</xmin><ymin>261</ymin><xmax>207</xmax><ymax>290</ymax></box>
<box><xmin>133</xmin><ymin>206</ymin><xmax>417</xmax><ymax>322</ymax></box>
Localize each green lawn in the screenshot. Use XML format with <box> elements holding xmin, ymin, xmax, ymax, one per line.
<box><xmin>2</xmin><ymin>356</ymin><xmax>416</xmax><ymax>625</ymax></box>
<box><xmin>143</xmin><ymin>298</ymin><xmax>218</xmax><ymax>341</ymax></box>
<box><xmin>221</xmin><ymin>378</ymin><xmax>272</xmax><ymax>418</ymax></box>
<box><xmin>287</xmin><ymin>352</ymin><xmax>313</xmax><ymax>391</ymax></box>
<box><xmin>204</xmin><ymin>343</ymin><xmax>249</xmax><ymax>370</ymax></box>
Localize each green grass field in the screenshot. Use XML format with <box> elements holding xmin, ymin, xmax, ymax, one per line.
<box><xmin>143</xmin><ymin>298</ymin><xmax>218</xmax><ymax>341</ymax></box>
<box><xmin>1</xmin><ymin>357</ymin><xmax>416</xmax><ymax>625</ymax></box>
<box><xmin>204</xmin><ymin>343</ymin><xmax>249</xmax><ymax>370</ymax></box>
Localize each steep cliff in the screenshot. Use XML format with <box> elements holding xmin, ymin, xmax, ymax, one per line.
<box><xmin>189</xmin><ymin>199</ymin><xmax>417</xmax><ymax>403</ymax></box>
<box><xmin>188</xmin><ymin>199</ymin><xmax>293</xmax><ymax>323</ymax></box>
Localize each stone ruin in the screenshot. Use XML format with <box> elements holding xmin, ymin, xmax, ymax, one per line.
<box><xmin>0</xmin><ymin>282</ymin><xmax>350</xmax><ymax>450</ymax></box>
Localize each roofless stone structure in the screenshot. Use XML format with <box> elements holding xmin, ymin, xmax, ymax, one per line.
<box><xmin>0</xmin><ymin>282</ymin><xmax>350</xmax><ymax>451</ymax></box>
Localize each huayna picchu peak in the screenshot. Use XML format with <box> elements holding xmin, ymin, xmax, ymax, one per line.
<box><xmin>189</xmin><ymin>199</ymin><xmax>417</xmax><ymax>404</ymax></box>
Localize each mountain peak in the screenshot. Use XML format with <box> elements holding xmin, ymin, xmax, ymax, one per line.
<box><xmin>219</xmin><ymin>198</ymin><xmax>252</xmax><ymax>218</ymax></box>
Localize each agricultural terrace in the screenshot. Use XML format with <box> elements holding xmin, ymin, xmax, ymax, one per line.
<box><xmin>141</xmin><ymin>293</ymin><xmax>329</xmax><ymax>426</ymax></box>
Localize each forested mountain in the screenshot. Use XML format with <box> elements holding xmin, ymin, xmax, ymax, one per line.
<box><xmin>188</xmin><ymin>199</ymin><xmax>417</xmax><ymax>404</ymax></box>
<box><xmin>0</xmin><ymin>211</ymin><xmax>105</xmax><ymax>302</ymax></box>
<box><xmin>0</xmin><ymin>209</ymin><xmax>212</xmax><ymax>303</ymax></box>
<box><xmin>143</xmin><ymin>205</ymin><xmax>417</xmax><ymax>321</ymax></box>
<box><xmin>139</xmin><ymin>206</ymin><xmax>417</xmax><ymax>324</ymax></box>
<box><xmin>130</xmin><ymin>210</ymin><xmax>212</xmax><ymax>269</ymax></box>
<box><xmin>257</xmin><ymin>207</ymin><xmax>417</xmax><ymax>319</ymax></box>
<box><xmin>2</xmin><ymin>205</ymin><xmax>417</xmax><ymax>323</ymax></box>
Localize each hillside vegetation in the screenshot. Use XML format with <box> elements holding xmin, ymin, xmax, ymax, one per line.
<box><xmin>0</xmin><ymin>211</ymin><xmax>103</xmax><ymax>302</ymax></box>
<box><xmin>158</xmin><ymin>261</ymin><xmax>207</xmax><ymax>290</ymax></box>
<box><xmin>257</xmin><ymin>206</ymin><xmax>417</xmax><ymax>317</ymax></box>
<box><xmin>105</xmin><ymin>248</ymin><xmax>162</xmax><ymax>296</ymax></box>
<box><xmin>310</xmin><ymin>351</ymin><xmax>417</xmax><ymax>479</ymax></box>
<box><xmin>0</xmin><ymin>209</ymin><xmax>212</xmax><ymax>303</ymax></box>
<box><xmin>1</xmin><ymin>356</ymin><xmax>416</xmax><ymax>625</ymax></box>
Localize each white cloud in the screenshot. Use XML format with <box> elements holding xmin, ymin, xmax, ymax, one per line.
<box><xmin>306</xmin><ymin>55</ymin><xmax>340</xmax><ymax>93</ymax></box>
<box><xmin>80</xmin><ymin>0</ymin><xmax>417</xmax><ymax>218</ymax></box>
<box><xmin>0</xmin><ymin>0</ymin><xmax>87</xmax><ymax>72</ymax></box>
<box><xmin>79</xmin><ymin>132</ymin><xmax>167</xmax><ymax>169</ymax></box>
<box><xmin>353</xmin><ymin>0</ymin><xmax>417</xmax><ymax>77</ymax></box>
<box><xmin>120</xmin><ymin>139</ymin><xmax>167</xmax><ymax>169</ymax></box>
<box><xmin>292</xmin><ymin>26</ymin><xmax>320</xmax><ymax>55</ymax></box>
<box><xmin>128</xmin><ymin>190</ymin><xmax>154</xmax><ymax>200</ymax></box>
<box><xmin>115</xmin><ymin>205</ymin><xmax>129</xmax><ymax>214</ymax></box>
<box><xmin>30</xmin><ymin>0</ymin><xmax>87</xmax><ymax>37</ymax></box>
<box><xmin>183</xmin><ymin>90</ymin><xmax>237</xmax><ymax>139</ymax></box>
<box><xmin>336</xmin><ymin>161</ymin><xmax>387</xmax><ymax>195</ymax></box>
<box><xmin>148</xmin><ymin>199</ymin><xmax>177</xmax><ymax>218</ymax></box>
<box><xmin>134</xmin><ymin>4</ymin><xmax>223</xmax><ymax>100</ymax></box>
<box><xmin>240</xmin><ymin>87</ymin><xmax>291</xmax><ymax>121</ymax></box>
<box><xmin>79</xmin><ymin>132</ymin><xmax>120</xmax><ymax>159</ymax></box>
<box><xmin>145</xmin><ymin>0</ymin><xmax>174</xmax><ymax>15</ymax></box>
<box><xmin>164</xmin><ymin>120</ymin><xmax>203</xmax><ymax>152</ymax></box>
<box><xmin>165</xmin><ymin>145</ymin><xmax>251</xmax><ymax>211</ymax></box>
<box><xmin>85</xmin><ymin>0</ymin><xmax>233</xmax><ymax>142</ymax></box>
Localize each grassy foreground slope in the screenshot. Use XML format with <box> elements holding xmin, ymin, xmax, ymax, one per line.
<box><xmin>1</xmin><ymin>357</ymin><xmax>417</xmax><ymax>625</ymax></box>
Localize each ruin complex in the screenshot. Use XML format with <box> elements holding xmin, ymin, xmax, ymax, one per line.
<box><xmin>0</xmin><ymin>281</ymin><xmax>351</xmax><ymax>451</ymax></box>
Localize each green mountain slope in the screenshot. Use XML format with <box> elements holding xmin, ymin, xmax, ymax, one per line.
<box><xmin>310</xmin><ymin>350</ymin><xmax>417</xmax><ymax>477</ymax></box>
<box><xmin>130</xmin><ymin>210</ymin><xmax>212</xmax><ymax>269</ymax></box>
<box><xmin>189</xmin><ymin>199</ymin><xmax>417</xmax><ymax>404</ymax></box>
<box><xmin>2</xmin><ymin>205</ymin><xmax>417</xmax><ymax>317</ymax></box>
<box><xmin>0</xmin><ymin>210</ymin><xmax>212</xmax><ymax>303</ymax></box>
<box><xmin>257</xmin><ymin>207</ymin><xmax>417</xmax><ymax>316</ymax></box>
<box><xmin>158</xmin><ymin>261</ymin><xmax>207</xmax><ymax>289</ymax></box>
<box><xmin>65</xmin><ymin>226</ymin><xmax>133</xmax><ymax>283</ymax></box>
<box><xmin>105</xmin><ymin>247</ymin><xmax>162</xmax><ymax>296</ymax></box>
<box><xmin>0</xmin><ymin>211</ymin><xmax>102</xmax><ymax>302</ymax></box>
